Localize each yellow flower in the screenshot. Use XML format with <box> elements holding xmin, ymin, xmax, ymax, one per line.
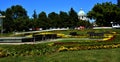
<box><xmin>58</xmin><ymin>46</ymin><xmax>68</xmax><ymax>52</ymax></box>
<box><xmin>69</xmin><ymin>47</ymin><xmax>78</xmax><ymax>51</ymax></box>
<box><xmin>103</xmin><ymin>38</ymin><xmax>110</xmax><ymax>41</ymax></box>
<box><xmin>48</xmin><ymin>43</ymin><xmax>54</xmax><ymax>46</ymax></box>
<box><xmin>57</xmin><ymin>34</ymin><xmax>67</xmax><ymax>38</ymax></box>
<box><xmin>112</xmin><ymin>32</ymin><xmax>116</xmax><ymax>35</ymax></box>
<box><xmin>25</xmin><ymin>35</ymin><xmax>33</xmax><ymax>38</ymax></box>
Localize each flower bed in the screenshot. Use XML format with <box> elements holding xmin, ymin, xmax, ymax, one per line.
<box><xmin>58</xmin><ymin>43</ymin><xmax>120</xmax><ymax>52</ymax></box>
<box><xmin>101</xmin><ymin>32</ymin><xmax>116</xmax><ymax>41</ymax></box>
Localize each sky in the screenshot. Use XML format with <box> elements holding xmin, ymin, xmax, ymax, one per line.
<box><xmin>0</xmin><ymin>0</ymin><xmax>117</xmax><ymax>18</ymax></box>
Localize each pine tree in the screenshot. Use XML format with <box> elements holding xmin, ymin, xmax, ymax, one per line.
<box><xmin>32</xmin><ymin>10</ymin><xmax>37</xmax><ymax>19</ymax></box>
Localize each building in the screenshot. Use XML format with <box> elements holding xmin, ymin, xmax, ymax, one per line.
<box><xmin>78</xmin><ymin>8</ymin><xmax>88</xmax><ymax>21</ymax></box>
<box><xmin>0</xmin><ymin>14</ymin><xmax>6</xmax><ymax>34</ymax></box>
<box><xmin>111</xmin><ymin>22</ymin><xmax>120</xmax><ymax>28</ymax></box>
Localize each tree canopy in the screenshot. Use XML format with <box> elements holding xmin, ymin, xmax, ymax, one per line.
<box><xmin>2</xmin><ymin>5</ymin><xmax>29</xmax><ymax>32</ymax></box>
<box><xmin>0</xmin><ymin>5</ymin><xmax>91</xmax><ymax>33</ymax></box>
<box><xmin>87</xmin><ymin>2</ymin><xmax>120</xmax><ymax>26</ymax></box>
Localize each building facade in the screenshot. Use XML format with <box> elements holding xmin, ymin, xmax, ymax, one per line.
<box><xmin>78</xmin><ymin>9</ymin><xmax>88</xmax><ymax>21</ymax></box>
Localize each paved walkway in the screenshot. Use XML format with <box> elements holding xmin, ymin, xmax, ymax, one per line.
<box><xmin>0</xmin><ymin>38</ymin><xmax>103</xmax><ymax>45</ymax></box>
<box><xmin>15</xmin><ymin>29</ymin><xmax>68</xmax><ymax>35</ymax></box>
<box><xmin>0</xmin><ymin>40</ymin><xmax>55</xmax><ymax>45</ymax></box>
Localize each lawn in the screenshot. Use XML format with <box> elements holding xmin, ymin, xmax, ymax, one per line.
<box><xmin>44</xmin><ymin>48</ymin><xmax>120</xmax><ymax>62</ymax></box>
<box><xmin>0</xmin><ymin>29</ymin><xmax>120</xmax><ymax>62</ymax></box>
<box><xmin>0</xmin><ymin>48</ymin><xmax>120</xmax><ymax>62</ymax></box>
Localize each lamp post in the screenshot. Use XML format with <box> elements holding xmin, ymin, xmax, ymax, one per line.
<box><xmin>0</xmin><ymin>16</ymin><xmax>6</xmax><ymax>35</ymax></box>
<box><xmin>110</xmin><ymin>22</ymin><xmax>113</xmax><ymax>27</ymax></box>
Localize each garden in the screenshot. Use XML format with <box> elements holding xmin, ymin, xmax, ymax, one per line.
<box><xmin>0</xmin><ymin>29</ymin><xmax>120</xmax><ymax>62</ymax></box>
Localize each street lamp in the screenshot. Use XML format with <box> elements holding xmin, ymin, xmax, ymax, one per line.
<box><xmin>0</xmin><ymin>15</ymin><xmax>6</xmax><ymax>34</ymax></box>
<box><xmin>110</xmin><ymin>22</ymin><xmax>113</xmax><ymax>27</ymax></box>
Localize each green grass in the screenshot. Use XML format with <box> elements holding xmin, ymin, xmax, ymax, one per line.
<box><xmin>0</xmin><ymin>48</ymin><xmax>120</xmax><ymax>62</ymax></box>
<box><xmin>55</xmin><ymin>38</ymin><xmax>96</xmax><ymax>42</ymax></box>
<box><xmin>39</xmin><ymin>29</ymin><xmax>91</xmax><ymax>35</ymax></box>
<box><xmin>44</xmin><ymin>48</ymin><xmax>120</xmax><ymax>62</ymax></box>
<box><xmin>0</xmin><ymin>33</ymin><xmax>13</xmax><ymax>37</ymax></box>
<box><xmin>47</xmin><ymin>29</ymin><xmax>120</xmax><ymax>35</ymax></box>
<box><xmin>0</xmin><ymin>29</ymin><xmax>120</xmax><ymax>62</ymax></box>
<box><xmin>0</xmin><ymin>56</ymin><xmax>45</xmax><ymax>62</ymax></box>
<box><xmin>53</xmin><ymin>34</ymin><xmax>120</xmax><ymax>46</ymax></box>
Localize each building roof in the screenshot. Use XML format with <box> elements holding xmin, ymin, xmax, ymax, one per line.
<box><xmin>78</xmin><ymin>8</ymin><xmax>86</xmax><ymax>16</ymax></box>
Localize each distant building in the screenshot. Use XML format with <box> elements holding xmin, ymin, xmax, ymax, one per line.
<box><xmin>111</xmin><ymin>22</ymin><xmax>120</xmax><ymax>28</ymax></box>
<box><xmin>78</xmin><ymin>8</ymin><xmax>89</xmax><ymax>21</ymax></box>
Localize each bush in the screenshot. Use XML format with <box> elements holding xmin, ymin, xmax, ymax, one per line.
<box><xmin>0</xmin><ymin>48</ymin><xmax>8</xmax><ymax>58</ymax></box>
<box><xmin>69</xmin><ymin>32</ymin><xmax>77</xmax><ymax>36</ymax></box>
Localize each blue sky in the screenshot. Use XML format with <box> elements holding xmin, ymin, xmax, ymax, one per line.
<box><xmin>0</xmin><ymin>0</ymin><xmax>117</xmax><ymax>18</ymax></box>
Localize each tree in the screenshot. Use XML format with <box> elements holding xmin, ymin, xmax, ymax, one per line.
<box><xmin>48</xmin><ymin>12</ymin><xmax>61</xmax><ymax>28</ymax></box>
<box><xmin>0</xmin><ymin>10</ymin><xmax>5</xmax><ymax>15</ymax></box>
<box><xmin>77</xmin><ymin>20</ymin><xmax>92</xmax><ymax>28</ymax></box>
<box><xmin>87</xmin><ymin>2</ymin><xmax>120</xmax><ymax>26</ymax></box>
<box><xmin>68</xmin><ymin>8</ymin><xmax>79</xmax><ymax>28</ymax></box>
<box><xmin>118</xmin><ymin>0</ymin><xmax>120</xmax><ymax>7</ymax></box>
<box><xmin>31</xmin><ymin>10</ymin><xmax>38</xmax><ymax>29</ymax></box>
<box><xmin>37</xmin><ymin>11</ymin><xmax>48</xmax><ymax>29</ymax></box>
<box><xmin>14</xmin><ymin>17</ymin><xmax>30</xmax><ymax>31</ymax></box>
<box><xmin>32</xmin><ymin>10</ymin><xmax>37</xmax><ymax>19</ymax></box>
<box><xmin>4</xmin><ymin>8</ymin><xmax>14</xmax><ymax>32</ymax></box>
<box><xmin>3</xmin><ymin>5</ymin><xmax>29</xmax><ymax>32</ymax></box>
<box><xmin>11</xmin><ymin>5</ymin><xmax>28</xmax><ymax>19</ymax></box>
<box><xmin>59</xmin><ymin>11</ymin><xmax>69</xmax><ymax>27</ymax></box>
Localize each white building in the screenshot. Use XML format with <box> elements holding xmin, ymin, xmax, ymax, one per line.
<box><xmin>111</xmin><ymin>22</ymin><xmax>120</xmax><ymax>28</ymax></box>
<box><xmin>78</xmin><ymin>8</ymin><xmax>88</xmax><ymax>21</ymax></box>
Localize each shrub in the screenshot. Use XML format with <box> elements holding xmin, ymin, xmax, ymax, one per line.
<box><xmin>69</xmin><ymin>32</ymin><xmax>77</xmax><ymax>36</ymax></box>
<box><xmin>0</xmin><ymin>48</ymin><xmax>8</xmax><ymax>58</ymax></box>
<box><xmin>0</xmin><ymin>43</ymin><xmax>59</xmax><ymax>57</ymax></box>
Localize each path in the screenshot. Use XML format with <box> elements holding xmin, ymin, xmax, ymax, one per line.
<box><xmin>0</xmin><ymin>38</ymin><xmax>103</xmax><ymax>45</ymax></box>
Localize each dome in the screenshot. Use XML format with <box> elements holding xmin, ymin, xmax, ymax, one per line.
<box><xmin>78</xmin><ymin>9</ymin><xmax>86</xmax><ymax>16</ymax></box>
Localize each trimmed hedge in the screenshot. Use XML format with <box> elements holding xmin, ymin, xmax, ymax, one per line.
<box><xmin>22</xmin><ymin>34</ymin><xmax>57</xmax><ymax>42</ymax></box>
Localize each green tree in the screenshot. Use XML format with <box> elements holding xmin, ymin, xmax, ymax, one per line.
<box><xmin>37</xmin><ymin>11</ymin><xmax>48</xmax><ymax>29</ymax></box>
<box><xmin>77</xmin><ymin>20</ymin><xmax>92</xmax><ymax>28</ymax></box>
<box><xmin>31</xmin><ymin>10</ymin><xmax>38</xmax><ymax>29</ymax></box>
<box><xmin>118</xmin><ymin>0</ymin><xmax>120</xmax><ymax>7</ymax></box>
<box><xmin>14</xmin><ymin>17</ymin><xmax>30</xmax><ymax>31</ymax></box>
<box><xmin>11</xmin><ymin>5</ymin><xmax>28</xmax><ymax>19</ymax></box>
<box><xmin>59</xmin><ymin>11</ymin><xmax>69</xmax><ymax>27</ymax></box>
<box><xmin>32</xmin><ymin>10</ymin><xmax>37</xmax><ymax>19</ymax></box>
<box><xmin>68</xmin><ymin>8</ymin><xmax>79</xmax><ymax>28</ymax></box>
<box><xmin>4</xmin><ymin>8</ymin><xmax>14</xmax><ymax>32</ymax></box>
<box><xmin>3</xmin><ymin>5</ymin><xmax>29</xmax><ymax>32</ymax></box>
<box><xmin>48</xmin><ymin>12</ymin><xmax>61</xmax><ymax>28</ymax></box>
<box><xmin>87</xmin><ymin>2</ymin><xmax>120</xmax><ymax>26</ymax></box>
<box><xmin>0</xmin><ymin>10</ymin><xmax>5</xmax><ymax>15</ymax></box>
